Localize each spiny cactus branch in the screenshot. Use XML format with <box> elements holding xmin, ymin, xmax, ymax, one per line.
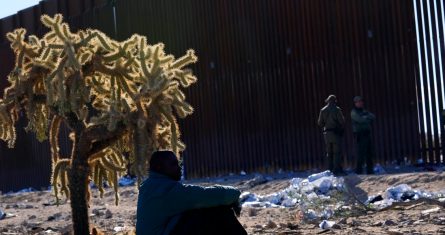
<box><xmin>85</xmin><ymin>123</ymin><xmax>127</xmax><ymax>156</ymax></box>
<box><xmin>1</xmin><ymin>14</ymin><xmax>198</xmax><ymax>235</ymax></box>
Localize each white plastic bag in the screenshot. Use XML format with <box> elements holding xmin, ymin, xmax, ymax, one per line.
<box><xmin>308</xmin><ymin>170</ymin><xmax>333</xmax><ymax>182</ymax></box>
<box><xmin>319</xmin><ymin>220</ymin><xmax>336</xmax><ymax>229</ymax></box>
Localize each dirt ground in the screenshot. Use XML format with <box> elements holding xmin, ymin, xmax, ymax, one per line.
<box><xmin>1</xmin><ymin>171</ymin><xmax>445</xmax><ymax>234</ymax></box>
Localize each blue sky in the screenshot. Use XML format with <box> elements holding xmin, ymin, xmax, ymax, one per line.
<box><xmin>0</xmin><ymin>0</ymin><xmax>41</xmax><ymax>19</ymax></box>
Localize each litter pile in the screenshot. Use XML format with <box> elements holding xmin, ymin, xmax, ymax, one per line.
<box><xmin>366</xmin><ymin>184</ymin><xmax>445</xmax><ymax>209</ymax></box>
<box><xmin>240</xmin><ymin>170</ymin><xmax>445</xmax><ymax>222</ymax></box>
<box><xmin>240</xmin><ymin>171</ymin><xmax>347</xmax><ymax>220</ymax></box>
<box><xmin>240</xmin><ymin>170</ymin><xmax>345</xmax><ymax>209</ymax></box>
<box><xmin>0</xmin><ymin>209</ymin><xmax>5</xmax><ymax>220</ymax></box>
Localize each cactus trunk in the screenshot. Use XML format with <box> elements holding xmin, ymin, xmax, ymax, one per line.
<box><xmin>69</xmin><ymin>137</ymin><xmax>91</xmax><ymax>235</ymax></box>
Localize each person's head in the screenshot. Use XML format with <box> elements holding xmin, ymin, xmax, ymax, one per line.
<box><xmin>353</xmin><ymin>96</ymin><xmax>364</xmax><ymax>108</ymax></box>
<box><xmin>149</xmin><ymin>150</ymin><xmax>182</xmax><ymax>181</ymax></box>
<box><xmin>325</xmin><ymin>95</ymin><xmax>337</xmax><ymax>104</ymax></box>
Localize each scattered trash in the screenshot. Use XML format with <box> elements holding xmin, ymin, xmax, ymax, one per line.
<box><xmin>366</xmin><ymin>183</ymin><xmax>444</xmax><ymax>210</ymax></box>
<box><xmin>4</xmin><ymin>187</ymin><xmax>41</xmax><ymax>196</ymax></box>
<box><xmin>401</xmin><ymin>192</ymin><xmax>417</xmax><ymax>201</ymax></box>
<box><xmin>113</xmin><ymin>226</ymin><xmax>125</xmax><ymax>232</ymax></box>
<box><xmin>17</xmin><ymin>187</ymin><xmax>36</xmax><ymax>193</ymax></box>
<box><xmin>321</xmin><ymin>208</ymin><xmax>334</xmax><ymax>219</ymax></box>
<box><xmin>386</xmin><ymin>184</ymin><xmax>422</xmax><ymax>201</ymax></box>
<box><xmin>307</xmin><ymin>170</ymin><xmax>332</xmax><ymax>182</ymax></box>
<box><xmin>373</xmin><ymin>164</ymin><xmax>386</xmax><ymax>174</ymax></box>
<box><xmin>281</xmin><ymin>198</ymin><xmax>298</xmax><ymax>207</ymax></box>
<box><xmin>304</xmin><ymin>209</ymin><xmax>318</xmax><ymax>220</ymax></box>
<box><xmin>90</xmin><ymin>181</ymin><xmax>98</xmax><ymax>189</ymax></box>
<box><xmin>118</xmin><ymin>176</ymin><xmax>136</xmax><ymax>187</ymax></box>
<box><xmin>239</xmin><ymin>192</ymin><xmax>258</xmax><ymax>203</ymax></box>
<box><xmin>0</xmin><ymin>211</ymin><xmax>16</xmax><ymax>220</ymax></box>
<box><xmin>245</xmin><ymin>175</ymin><xmax>268</xmax><ymax>188</ymax></box>
<box><xmin>367</xmin><ymin>195</ymin><xmax>384</xmax><ymax>204</ymax></box>
<box><xmin>241</xmin><ymin>201</ymin><xmax>279</xmax><ymax>208</ymax></box>
<box><xmin>0</xmin><ymin>209</ymin><xmax>5</xmax><ymax>220</ymax></box>
<box><xmin>241</xmin><ymin>170</ymin><xmax>346</xmax><ymax>223</ymax></box>
<box><xmin>319</xmin><ymin>220</ymin><xmax>336</xmax><ymax>229</ymax></box>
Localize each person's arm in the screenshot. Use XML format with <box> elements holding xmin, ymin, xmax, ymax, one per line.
<box><xmin>337</xmin><ymin>109</ymin><xmax>346</xmax><ymax>126</ymax></box>
<box><xmin>167</xmin><ymin>183</ymin><xmax>241</xmax><ymax>214</ymax></box>
<box><xmin>351</xmin><ymin>110</ymin><xmax>370</xmax><ymax>123</ymax></box>
<box><xmin>365</xmin><ymin>111</ymin><xmax>376</xmax><ymax>121</ymax></box>
<box><xmin>318</xmin><ymin>110</ymin><xmax>325</xmax><ymax>127</ymax></box>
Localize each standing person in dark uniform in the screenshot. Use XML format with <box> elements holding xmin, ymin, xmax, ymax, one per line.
<box><xmin>318</xmin><ymin>95</ymin><xmax>346</xmax><ymax>175</ymax></box>
<box><xmin>351</xmin><ymin>96</ymin><xmax>376</xmax><ymax>174</ymax></box>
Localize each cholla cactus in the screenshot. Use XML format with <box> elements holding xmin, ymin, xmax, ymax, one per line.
<box><xmin>0</xmin><ymin>14</ymin><xmax>197</xmax><ymax>234</ymax></box>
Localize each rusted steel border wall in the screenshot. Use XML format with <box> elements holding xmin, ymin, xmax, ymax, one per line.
<box><xmin>114</xmin><ymin>0</ymin><xmax>422</xmax><ymax>178</ymax></box>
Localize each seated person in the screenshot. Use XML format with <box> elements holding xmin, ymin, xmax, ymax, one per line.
<box><xmin>136</xmin><ymin>150</ymin><xmax>247</xmax><ymax>235</ymax></box>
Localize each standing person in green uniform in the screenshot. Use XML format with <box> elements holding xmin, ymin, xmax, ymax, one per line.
<box><xmin>318</xmin><ymin>95</ymin><xmax>346</xmax><ymax>175</ymax></box>
<box><xmin>351</xmin><ymin>96</ymin><xmax>376</xmax><ymax>174</ymax></box>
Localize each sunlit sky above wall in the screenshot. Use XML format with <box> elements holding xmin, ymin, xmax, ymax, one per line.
<box><xmin>0</xmin><ymin>0</ymin><xmax>41</xmax><ymax>19</ymax></box>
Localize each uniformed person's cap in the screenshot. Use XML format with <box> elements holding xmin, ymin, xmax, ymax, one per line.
<box><xmin>325</xmin><ymin>95</ymin><xmax>337</xmax><ymax>103</ymax></box>
<box><xmin>353</xmin><ymin>96</ymin><xmax>363</xmax><ymax>103</ymax></box>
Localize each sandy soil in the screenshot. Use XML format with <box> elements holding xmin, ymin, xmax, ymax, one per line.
<box><xmin>1</xmin><ymin>171</ymin><xmax>445</xmax><ymax>234</ymax></box>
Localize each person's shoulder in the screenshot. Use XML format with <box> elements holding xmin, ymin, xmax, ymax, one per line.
<box><xmin>142</xmin><ymin>176</ymin><xmax>180</xmax><ymax>190</ymax></box>
<box><xmin>323</xmin><ymin>104</ymin><xmax>342</xmax><ymax>112</ymax></box>
<box><xmin>321</xmin><ymin>105</ymin><xmax>330</xmax><ymax>111</ymax></box>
